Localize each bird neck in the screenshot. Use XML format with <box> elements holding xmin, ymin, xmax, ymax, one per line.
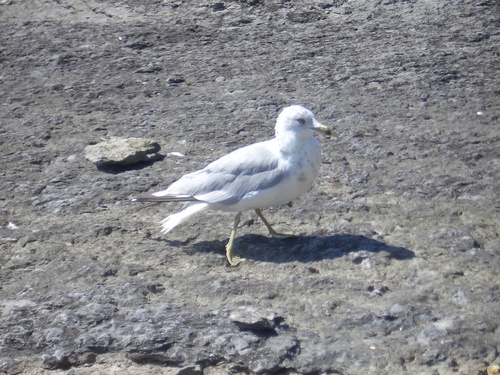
<box><xmin>276</xmin><ymin>131</ymin><xmax>314</xmax><ymax>154</ymax></box>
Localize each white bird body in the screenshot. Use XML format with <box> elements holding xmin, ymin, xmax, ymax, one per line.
<box><xmin>132</xmin><ymin>105</ymin><xmax>333</xmax><ymax>265</ymax></box>
<box><xmin>153</xmin><ymin>137</ymin><xmax>321</xmax><ymax>214</ymax></box>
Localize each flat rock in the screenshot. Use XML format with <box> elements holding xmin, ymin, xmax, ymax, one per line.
<box><xmin>84</xmin><ymin>137</ymin><xmax>161</xmax><ymax>167</ymax></box>
<box><xmin>230</xmin><ymin>306</ymin><xmax>283</xmax><ymax>332</ymax></box>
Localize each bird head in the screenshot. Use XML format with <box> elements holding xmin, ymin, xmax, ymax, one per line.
<box><xmin>275</xmin><ymin>105</ymin><xmax>334</xmax><ymax>140</ymax></box>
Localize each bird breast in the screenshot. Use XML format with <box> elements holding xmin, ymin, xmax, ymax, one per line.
<box><xmin>285</xmin><ymin>137</ymin><xmax>322</xmax><ymax>194</ymax></box>
<box><xmin>228</xmin><ymin>137</ymin><xmax>321</xmax><ymax>212</ymax></box>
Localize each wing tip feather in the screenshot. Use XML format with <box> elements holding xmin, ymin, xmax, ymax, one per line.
<box><xmin>130</xmin><ymin>194</ymin><xmax>199</xmax><ymax>203</ymax></box>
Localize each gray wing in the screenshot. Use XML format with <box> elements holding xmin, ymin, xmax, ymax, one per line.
<box><xmin>155</xmin><ymin>140</ymin><xmax>287</xmax><ymax>205</ymax></box>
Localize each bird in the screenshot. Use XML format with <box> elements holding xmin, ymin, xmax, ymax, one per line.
<box><xmin>131</xmin><ymin>105</ymin><xmax>333</xmax><ymax>266</ymax></box>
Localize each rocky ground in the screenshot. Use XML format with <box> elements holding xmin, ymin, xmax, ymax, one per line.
<box><xmin>1</xmin><ymin>0</ymin><xmax>499</xmax><ymax>374</ymax></box>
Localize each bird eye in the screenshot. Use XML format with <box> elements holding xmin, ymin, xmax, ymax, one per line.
<box><xmin>297</xmin><ymin>118</ymin><xmax>306</xmax><ymax>125</ymax></box>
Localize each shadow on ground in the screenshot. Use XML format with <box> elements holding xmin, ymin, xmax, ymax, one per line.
<box><xmin>164</xmin><ymin>234</ymin><xmax>414</xmax><ymax>264</ymax></box>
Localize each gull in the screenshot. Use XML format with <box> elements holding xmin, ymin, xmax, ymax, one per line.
<box><xmin>131</xmin><ymin>105</ymin><xmax>333</xmax><ymax>266</ymax></box>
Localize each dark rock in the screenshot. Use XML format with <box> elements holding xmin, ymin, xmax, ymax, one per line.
<box><xmin>230</xmin><ymin>306</ymin><xmax>282</xmax><ymax>333</ymax></box>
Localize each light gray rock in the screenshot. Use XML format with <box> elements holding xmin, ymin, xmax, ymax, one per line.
<box><xmin>84</xmin><ymin>137</ymin><xmax>161</xmax><ymax>167</ymax></box>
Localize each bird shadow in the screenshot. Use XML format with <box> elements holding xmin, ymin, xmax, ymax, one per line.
<box><xmin>163</xmin><ymin>234</ymin><xmax>414</xmax><ymax>264</ymax></box>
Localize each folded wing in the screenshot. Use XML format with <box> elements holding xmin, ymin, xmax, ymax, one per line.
<box><xmin>134</xmin><ymin>140</ymin><xmax>287</xmax><ymax>206</ymax></box>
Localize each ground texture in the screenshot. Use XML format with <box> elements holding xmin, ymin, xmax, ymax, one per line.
<box><xmin>1</xmin><ymin>0</ymin><xmax>499</xmax><ymax>374</ymax></box>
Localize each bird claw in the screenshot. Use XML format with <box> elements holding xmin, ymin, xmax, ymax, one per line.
<box><xmin>269</xmin><ymin>230</ymin><xmax>296</xmax><ymax>239</ymax></box>
<box><xmin>227</xmin><ymin>255</ymin><xmax>246</xmax><ymax>267</ymax></box>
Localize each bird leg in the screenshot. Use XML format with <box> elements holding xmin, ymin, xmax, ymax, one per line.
<box><xmin>255</xmin><ymin>209</ymin><xmax>295</xmax><ymax>238</ymax></box>
<box><xmin>225</xmin><ymin>211</ymin><xmax>245</xmax><ymax>266</ymax></box>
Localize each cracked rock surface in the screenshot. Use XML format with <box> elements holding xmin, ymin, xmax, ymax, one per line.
<box><xmin>1</xmin><ymin>0</ymin><xmax>499</xmax><ymax>374</ymax></box>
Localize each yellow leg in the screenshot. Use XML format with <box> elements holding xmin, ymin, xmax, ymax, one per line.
<box><xmin>225</xmin><ymin>211</ymin><xmax>245</xmax><ymax>266</ymax></box>
<box><xmin>255</xmin><ymin>209</ymin><xmax>295</xmax><ymax>238</ymax></box>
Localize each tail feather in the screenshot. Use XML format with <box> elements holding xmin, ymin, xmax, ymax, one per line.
<box><xmin>131</xmin><ymin>194</ymin><xmax>198</xmax><ymax>202</ymax></box>
<box><xmin>160</xmin><ymin>202</ymin><xmax>209</xmax><ymax>233</ymax></box>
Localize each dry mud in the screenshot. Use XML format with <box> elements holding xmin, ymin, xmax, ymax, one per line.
<box><xmin>1</xmin><ymin>1</ymin><xmax>499</xmax><ymax>374</ymax></box>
